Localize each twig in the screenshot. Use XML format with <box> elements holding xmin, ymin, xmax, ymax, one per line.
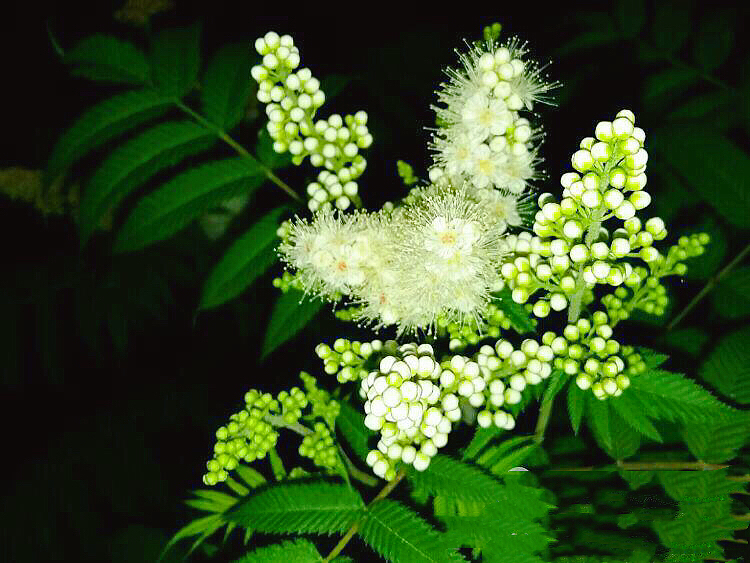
<box><xmin>321</xmin><ymin>468</ymin><xmax>408</xmax><ymax>563</ymax></box>
<box><xmin>544</xmin><ymin>460</ymin><xmax>730</xmax><ymax>472</ymax></box>
<box><xmin>173</xmin><ymin>99</ymin><xmax>302</xmax><ymax>202</ymax></box>
<box><xmin>666</xmin><ymin>241</ymin><xmax>750</xmax><ymax>331</ymax></box>
<box><xmin>337</xmin><ymin>445</ymin><xmax>379</xmax><ymax>487</ymax></box>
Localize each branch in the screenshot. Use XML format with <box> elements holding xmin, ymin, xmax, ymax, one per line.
<box><xmin>543</xmin><ymin>460</ymin><xmax>731</xmax><ymax>472</ymax></box>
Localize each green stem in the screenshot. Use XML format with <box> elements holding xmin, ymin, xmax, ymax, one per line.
<box><xmin>666</xmin><ymin>241</ymin><xmax>750</xmax><ymax>331</ymax></box>
<box><xmin>568</xmin><ymin>204</ymin><xmax>606</xmax><ymax>323</ymax></box>
<box><xmin>263</xmin><ymin>414</ymin><xmax>313</xmax><ymax>436</ymax></box>
<box><xmin>321</xmin><ymin>468</ymin><xmax>407</xmax><ymax>563</ymax></box>
<box><xmin>337</xmin><ymin>445</ymin><xmax>379</xmax><ymax>487</ymax></box>
<box><xmin>172</xmin><ymin>99</ymin><xmax>302</xmax><ymax>202</ymax></box>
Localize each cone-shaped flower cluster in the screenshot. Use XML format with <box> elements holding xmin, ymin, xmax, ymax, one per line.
<box><xmin>496</xmin><ymin>111</ymin><xmax>663</xmax><ymax>319</ymax></box>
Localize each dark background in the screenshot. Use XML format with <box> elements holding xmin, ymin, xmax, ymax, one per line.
<box><xmin>2</xmin><ymin>2</ymin><xmax>749</xmax><ymax>561</ymax></box>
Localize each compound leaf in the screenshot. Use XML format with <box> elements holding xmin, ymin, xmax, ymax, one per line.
<box><xmin>115</xmin><ymin>157</ymin><xmax>264</xmax><ymax>252</ymax></box>
<box><xmin>80</xmin><ymin>121</ymin><xmax>214</xmax><ymax>244</ymax></box>
<box><xmin>358</xmin><ymin>499</ymin><xmax>463</xmax><ymax>563</ymax></box>
<box><xmin>47</xmin><ymin>89</ymin><xmax>170</xmax><ymax>181</ymax></box>
<box><xmin>700</xmin><ymin>326</ymin><xmax>750</xmax><ymax>404</ymax></box>
<box><xmin>226</xmin><ymin>481</ymin><xmax>363</xmax><ymax>535</ymax></box>
<box><xmin>233</xmin><ymin>539</ymin><xmax>320</xmax><ymax>563</ymax></box>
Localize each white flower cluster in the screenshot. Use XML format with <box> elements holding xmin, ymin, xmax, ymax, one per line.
<box><xmin>251</xmin><ymin>31</ymin><xmax>372</xmax><ymax>212</ymax></box>
<box><xmin>429</xmin><ymin>38</ymin><xmax>557</xmax><ymax>232</ymax></box>
<box><xmin>359</xmin><ymin>341</ymin><xmax>546</xmax><ymax>478</ymax></box>
<box><xmin>279</xmin><ymin>186</ymin><xmax>509</xmax><ymax>333</ymax></box>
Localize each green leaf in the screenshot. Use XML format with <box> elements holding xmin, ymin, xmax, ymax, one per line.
<box><xmin>651</xmin><ymin>1</ymin><xmax>692</xmax><ymax>53</ymax></box>
<box><xmin>609</xmin><ymin>392</ymin><xmax>663</xmax><ymax>443</ymax></box>
<box><xmin>567</xmin><ymin>383</ymin><xmax>586</xmax><ymax>434</ymax></box>
<box><xmin>473</xmin><ymin>435</ymin><xmax>534</xmax><ymax>468</ymax></box>
<box><xmin>554</xmin><ymin>31</ymin><xmax>623</xmax><ymax>58</ymax></box>
<box><xmin>540</xmin><ymin>370</ymin><xmax>568</xmax><ymax>411</ymax></box>
<box><xmin>692</xmin><ymin>10</ymin><xmax>734</xmax><ymax>71</ymax></box>
<box><xmin>202</xmin><ymin>43</ymin><xmax>254</xmax><ymax>130</ymax></box>
<box><xmin>712</xmin><ymin>266</ymin><xmax>750</xmax><ymax>319</ymax></box>
<box><xmin>637</xmin><ymin>347</ymin><xmax>669</xmax><ymax>370</ymax></box>
<box><xmin>261</xmin><ymin>289</ymin><xmax>324</xmax><ymax>359</ymax></box>
<box><xmin>336</xmin><ymin>398</ymin><xmax>373</xmax><ymax>461</ymax></box>
<box><xmin>233</xmin><ymin>539</ymin><xmax>320</xmax><ymax>563</ymax></box>
<box><xmin>150</xmin><ymin>23</ymin><xmax>201</xmax><ymax>98</ymax></box>
<box><xmin>114</xmin><ymin>157</ymin><xmax>264</xmax><ymax>252</ymax></box>
<box><xmin>65</xmin><ymin>34</ymin><xmax>149</xmax><ymax>84</ymax></box>
<box><xmin>608</xmin><ymin>407</ymin><xmax>641</xmax><ymax>460</ymax></box>
<box><xmin>657</xmin><ymin>469</ymin><xmax>744</xmax><ymax>503</ymax></box>
<box><xmin>225</xmin><ymin>481</ymin><xmax>363</xmax><ymax>535</ymax></box>
<box><xmin>488</xmin><ymin>444</ymin><xmax>537</xmax><ymax>475</ymax></box>
<box><xmin>663</xmin><ymin>327</ymin><xmax>709</xmax><ymax>357</ymax></box>
<box><xmin>200</xmin><ymin>207</ymin><xmax>289</xmax><ymax>309</ymax></box>
<box><xmin>650</xmin><ymin>126</ymin><xmax>750</xmax><ymax>227</ymax></box>
<box><xmin>642</xmin><ymin>68</ymin><xmax>699</xmax><ymax>104</ymax></box>
<box><xmin>629</xmin><ymin>369</ymin><xmax>738</xmax><ymax>423</ymax></box>
<box><xmin>585</xmin><ymin>394</ymin><xmax>612</xmax><ymax>454</ymax></box>
<box><xmin>46</xmin><ymin>89</ymin><xmax>171</xmax><ymax>181</ymax></box>
<box><xmin>682</xmin><ymin>413</ymin><xmax>750</xmax><ymax>463</ymax></box>
<box><xmin>407</xmin><ymin>455</ymin><xmax>509</xmax><ymax>503</ymax></box>
<box><xmin>493</xmin><ymin>288</ymin><xmax>535</xmax><ymax>333</ymax></box>
<box><xmin>445</xmin><ymin>514</ymin><xmax>551</xmax><ymax>561</ymax></box>
<box><xmin>462</xmin><ymin>426</ymin><xmax>503</xmax><ymax>460</ymax></box>
<box><xmin>162</xmin><ymin>514</ymin><xmax>225</xmax><ymax>559</ymax></box>
<box><xmin>79</xmin><ymin>121</ymin><xmax>215</xmax><ymax>244</ymax></box>
<box><xmin>699</xmin><ymin>326</ymin><xmax>750</xmax><ymax>404</ymax></box>
<box><xmin>615</xmin><ymin>0</ymin><xmax>646</xmax><ymax>37</ymax></box>
<box><xmin>188</xmin><ymin>489</ymin><xmax>238</xmax><ymax>512</ymax></box>
<box><xmin>235</xmin><ymin>464</ymin><xmax>267</xmax><ymax>488</ymax></box>
<box><xmin>618</xmin><ymin>469</ymin><xmax>654</xmax><ymax>490</ymax></box>
<box><xmin>358</xmin><ymin>499</ymin><xmax>463</xmax><ymax>563</ymax></box>
<box><xmin>667</xmin><ymin>91</ymin><xmax>734</xmax><ymax>121</ymax></box>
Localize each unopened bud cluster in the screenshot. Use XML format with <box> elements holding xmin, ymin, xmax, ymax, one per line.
<box><xmin>251</xmin><ymin>31</ymin><xmax>372</xmax><ymax>212</ymax></box>
<box><xmin>316</xmin><ymin>338</ymin><xmax>382</xmax><ymax>383</ymax></box>
<box><xmin>318</xmin><ymin>338</ymin><xmax>550</xmax><ymax>478</ymax></box>
<box><xmin>602</xmin><ymin>233</ymin><xmax>709</xmax><ymax>320</ymax></box>
<box><xmin>299</xmin><ymin>422</ymin><xmax>339</xmax><ymax>471</ymax></box>
<box><xmin>542</xmin><ymin>312</ymin><xmax>630</xmax><ymax>400</ymax></box>
<box><xmin>203</xmin><ymin>372</ymin><xmax>341</xmax><ymax>486</ymax></box>
<box><xmin>204</xmin><ymin>390</ymin><xmax>284</xmax><ymax>485</ymax></box>
<box><xmin>496</xmin><ymin>231</ymin><xmax>596</xmax><ymax>317</ymax></box>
